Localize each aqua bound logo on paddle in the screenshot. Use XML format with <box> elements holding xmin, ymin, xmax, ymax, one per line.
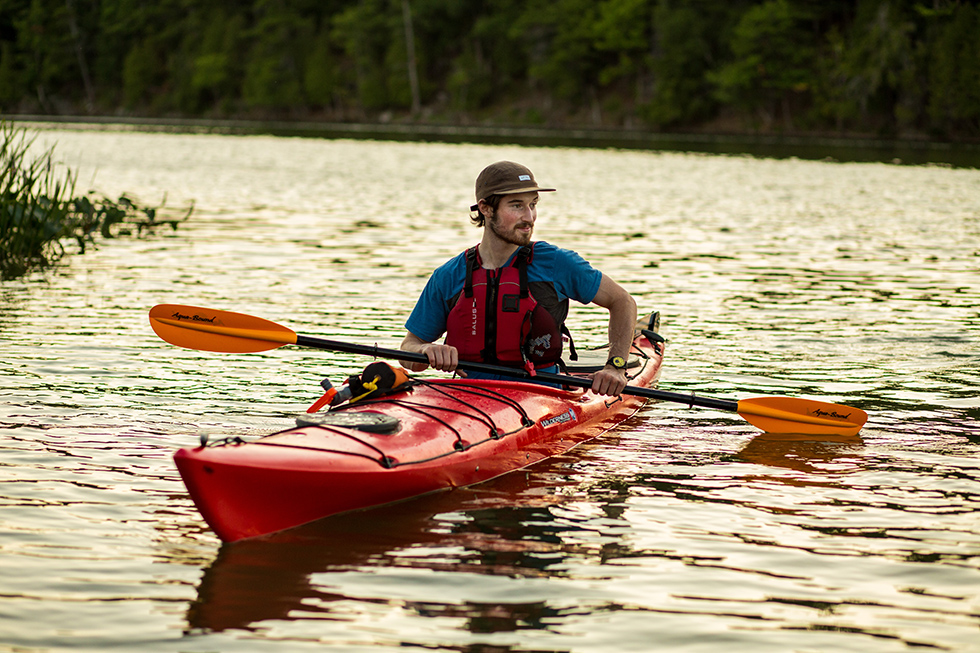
<box><xmin>812</xmin><ymin>408</ymin><xmax>852</xmax><ymax>421</ymax></box>
<box><xmin>171</xmin><ymin>311</ymin><xmax>217</xmax><ymax>324</ymax></box>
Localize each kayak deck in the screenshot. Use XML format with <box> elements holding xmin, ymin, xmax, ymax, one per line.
<box><xmin>174</xmin><ymin>320</ymin><xmax>665</xmax><ymax>543</ymax></box>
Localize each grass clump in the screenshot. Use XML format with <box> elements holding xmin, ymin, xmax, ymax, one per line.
<box><xmin>1</xmin><ymin>121</ymin><xmax>192</xmax><ymax>280</ymax></box>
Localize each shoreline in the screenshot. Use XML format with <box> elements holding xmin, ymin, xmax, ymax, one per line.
<box><xmin>7</xmin><ymin>113</ymin><xmax>979</xmax><ymax>168</ymax></box>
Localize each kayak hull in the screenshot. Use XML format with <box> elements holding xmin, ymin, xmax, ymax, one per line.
<box><xmin>174</xmin><ymin>328</ymin><xmax>665</xmax><ymax>542</ymax></box>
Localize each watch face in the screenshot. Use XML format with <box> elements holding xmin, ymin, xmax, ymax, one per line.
<box><xmin>609</xmin><ymin>356</ymin><xmax>626</xmax><ymax>369</ymax></box>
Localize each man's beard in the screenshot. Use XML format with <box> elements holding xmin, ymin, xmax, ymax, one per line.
<box><xmin>488</xmin><ymin>212</ymin><xmax>533</xmax><ymax>246</ymax></box>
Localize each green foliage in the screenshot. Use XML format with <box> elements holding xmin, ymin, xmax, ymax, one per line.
<box><xmin>0</xmin><ymin>0</ymin><xmax>978</xmax><ymax>137</ymax></box>
<box><xmin>190</xmin><ymin>10</ymin><xmax>245</xmax><ymax>105</ymax></box>
<box><xmin>122</xmin><ymin>40</ymin><xmax>160</xmax><ymax>109</ymax></box>
<box><xmin>242</xmin><ymin>3</ymin><xmax>311</xmax><ymax>110</ymax></box>
<box><xmin>304</xmin><ymin>29</ymin><xmax>341</xmax><ymax>109</ymax></box>
<box><xmin>409</xmin><ymin>0</ymin><xmax>481</xmax><ymax>106</ymax></box>
<box><xmin>331</xmin><ymin>0</ymin><xmax>386</xmax><ymax>111</ymax></box>
<box><xmin>0</xmin><ymin>122</ymin><xmax>192</xmax><ymax>280</ymax></box>
<box><xmin>1</xmin><ymin>121</ymin><xmax>74</xmax><ymax>278</ymax></box>
<box><xmin>447</xmin><ymin>46</ymin><xmax>493</xmax><ymax>112</ymax></box>
<box><xmin>926</xmin><ymin>3</ymin><xmax>980</xmax><ymax>136</ymax></box>
<box><xmin>593</xmin><ymin>0</ymin><xmax>653</xmax><ymax>87</ymax></box>
<box><xmin>708</xmin><ymin>0</ymin><xmax>815</xmax><ymax>128</ymax></box>
<box><xmin>644</xmin><ymin>0</ymin><xmax>728</xmax><ymax>127</ymax></box>
<box><xmin>515</xmin><ymin>0</ymin><xmax>603</xmax><ymax>101</ymax></box>
<box><xmin>819</xmin><ymin>0</ymin><xmax>918</xmax><ymax>134</ymax></box>
<box><xmin>470</xmin><ymin>0</ymin><xmax>531</xmax><ymax>93</ymax></box>
<box><xmin>0</xmin><ymin>40</ymin><xmax>19</xmax><ymax>108</ymax></box>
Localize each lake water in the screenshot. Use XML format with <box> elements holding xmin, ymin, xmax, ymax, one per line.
<box><xmin>2</xmin><ymin>126</ymin><xmax>978</xmax><ymax>652</ymax></box>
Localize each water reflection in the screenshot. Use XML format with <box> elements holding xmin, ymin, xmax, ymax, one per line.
<box><xmin>185</xmin><ymin>462</ymin><xmax>580</xmax><ymax>633</ymax></box>
<box><xmin>736</xmin><ymin>433</ymin><xmax>864</xmax><ymax>475</ymax></box>
<box><xmin>187</xmin><ymin>503</ymin><xmax>439</xmax><ymax>632</ymax></box>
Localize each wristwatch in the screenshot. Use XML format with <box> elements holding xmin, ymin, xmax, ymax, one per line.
<box><xmin>605</xmin><ymin>355</ymin><xmax>627</xmax><ymax>370</ymax></box>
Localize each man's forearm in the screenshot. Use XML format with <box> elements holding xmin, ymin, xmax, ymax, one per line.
<box><xmin>607</xmin><ymin>293</ymin><xmax>638</xmax><ymax>359</ymax></box>
<box><xmin>400</xmin><ymin>333</ymin><xmax>431</xmax><ymax>371</ymax></box>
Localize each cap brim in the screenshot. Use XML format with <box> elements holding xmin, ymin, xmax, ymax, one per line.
<box><xmin>472</xmin><ymin>186</ymin><xmax>556</xmax><ymax>211</ymax></box>
<box><xmin>491</xmin><ymin>185</ymin><xmax>556</xmax><ymax>196</ymax></box>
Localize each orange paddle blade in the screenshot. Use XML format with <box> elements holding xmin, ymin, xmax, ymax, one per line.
<box><xmin>737</xmin><ymin>397</ymin><xmax>868</xmax><ymax>436</ymax></box>
<box><xmin>149</xmin><ymin>304</ymin><xmax>297</xmax><ymax>353</ymax></box>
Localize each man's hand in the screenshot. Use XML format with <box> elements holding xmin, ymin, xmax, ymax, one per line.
<box><xmin>592</xmin><ymin>365</ymin><xmax>628</xmax><ymax>396</ymax></box>
<box><xmin>419</xmin><ymin>342</ymin><xmax>459</xmax><ymax>373</ymax></box>
<box><xmin>400</xmin><ymin>332</ymin><xmax>461</xmax><ymax>373</ymax></box>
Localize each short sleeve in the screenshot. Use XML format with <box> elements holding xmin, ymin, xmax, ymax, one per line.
<box><xmin>404</xmin><ymin>253</ymin><xmax>467</xmax><ymax>342</ymax></box>
<box><xmin>529</xmin><ymin>242</ymin><xmax>602</xmax><ymax>304</ymax></box>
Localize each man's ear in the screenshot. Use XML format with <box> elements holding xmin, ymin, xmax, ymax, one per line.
<box><xmin>478</xmin><ymin>199</ymin><xmax>492</xmax><ymax>220</ymax></box>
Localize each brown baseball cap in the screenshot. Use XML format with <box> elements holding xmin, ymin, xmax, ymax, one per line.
<box><xmin>471</xmin><ymin>161</ymin><xmax>556</xmax><ymax>211</ymax></box>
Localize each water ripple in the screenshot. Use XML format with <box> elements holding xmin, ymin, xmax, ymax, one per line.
<box><xmin>1</xmin><ymin>129</ymin><xmax>977</xmax><ymax>652</ymax></box>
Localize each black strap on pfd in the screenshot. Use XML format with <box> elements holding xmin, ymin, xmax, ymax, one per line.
<box><xmin>463</xmin><ymin>246</ymin><xmax>478</xmax><ymax>298</ymax></box>
<box><xmin>515</xmin><ymin>245</ymin><xmax>531</xmax><ymax>298</ymax></box>
<box><xmin>562</xmin><ymin>324</ymin><xmax>577</xmax><ymax>362</ymax></box>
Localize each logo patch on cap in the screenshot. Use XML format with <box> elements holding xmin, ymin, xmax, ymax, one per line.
<box><xmin>518</xmin><ymin>175</ymin><xmax>531</xmax><ymax>181</ymax></box>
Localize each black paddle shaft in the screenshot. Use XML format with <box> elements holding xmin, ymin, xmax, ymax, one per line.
<box><xmin>295</xmin><ymin>335</ymin><xmax>739</xmax><ymax>413</ymax></box>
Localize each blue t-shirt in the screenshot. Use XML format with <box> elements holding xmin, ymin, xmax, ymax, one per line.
<box><xmin>405</xmin><ymin>241</ymin><xmax>603</xmax><ymax>344</ymax></box>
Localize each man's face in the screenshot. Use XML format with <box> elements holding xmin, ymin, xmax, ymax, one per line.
<box><xmin>486</xmin><ymin>191</ymin><xmax>539</xmax><ymax>246</ymax></box>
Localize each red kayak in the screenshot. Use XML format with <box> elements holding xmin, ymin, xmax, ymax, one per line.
<box><xmin>174</xmin><ymin>315</ymin><xmax>665</xmax><ymax>543</ymax></box>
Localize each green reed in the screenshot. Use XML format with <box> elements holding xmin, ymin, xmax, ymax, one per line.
<box><xmin>1</xmin><ymin>121</ymin><xmax>192</xmax><ymax>280</ymax></box>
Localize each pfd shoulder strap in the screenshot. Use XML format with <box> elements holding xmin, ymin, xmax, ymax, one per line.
<box><xmin>514</xmin><ymin>245</ymin><xmax>532</xmax><ymax>298</ymax></box>
<box><xmin>463</xmin><ymin>246</ymin><xmax>479</xmax><ymax>298</ymax></box>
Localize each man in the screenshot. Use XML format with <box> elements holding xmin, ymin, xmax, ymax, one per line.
<box><xmin>400</xmin><ymin>161</ymin><xmax>636</xmax><ymax>397</ymax></box>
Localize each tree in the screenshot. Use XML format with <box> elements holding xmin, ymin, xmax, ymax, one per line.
<box><xmin>401</xmin><ymin>0</ymin><xmax>421</xmax><ymax>115</ymax></box>
<box><xmin>592</xmin><ymin>0</ymin><xmax>653</xmax><ymax>86</ymax></box>
<box><xmin>304</xmin><ymin>27</ymin><xmax>342</xmax><ymax>110</ymax></box>
<box><xmin>645</xmin><ymin>0</ymin><xmax>731</xmax><ymax>127</ymax></box>
<box><xmin>121</xmin><ymin>40</ymin><xmax>159</xmax><ymax>109</ymax></box>
<box><xmin>0</xmin><ymin>42</ymin><xmax>19</xmax><ymax>109</ymax></box>
<box><xmin>242</xmin><ymin>1</ymin><xmax>311</xmax><ymax>110</ymax></box>
<box><xmin>332</xmin><ymin>0</ymin><xmax>395</xmax><ymax>113</ymax></box>
<box><xmin>926</xmin><ymin>2</ymin><xmax>980</xmax><ymax>136</ymax></box>
<box><xmin>515</xmin><ymin>0</ymin><xmax>603</xmax><ymax>103</ymax></box>
<box><xmin>408</xmin><ymin>0</ymin><xmax>483</xmax><ymax>112</ymax></box>
<box><xmin>820</xmin><ymin>0</ymin><xmax>917</xmax><ymax>134</ymax></box>
<box><xmin>708</xmin><ymin>0</ymin><xmax>816</xmax><ymax>130</ymax></box>
<box><xmin>190</xmin><ymin>9</ymin><xmax>245</xmax><ymax>112</ymax></box>
<box><xmin>0</xmin><ymin>0</ymin><xmax>975</xmax><ymax>139</ymax></box>
<box><xmin>15</xmin><ymin>0</ymin><xmax>77</xmax><ymax>112</ymax></box>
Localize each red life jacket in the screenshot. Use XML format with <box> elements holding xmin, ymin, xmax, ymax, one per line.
<box><xmin>445</xmin><ymin>245</ymin><xmax>565</xmax><ymax>368</ymax></box>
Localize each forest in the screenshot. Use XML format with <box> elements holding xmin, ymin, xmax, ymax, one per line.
<box><xmin>0</xmin><ymin>0</ymin><xmax>978</xmax><ymax>140</ymax></box>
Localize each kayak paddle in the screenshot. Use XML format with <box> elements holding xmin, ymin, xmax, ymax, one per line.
<box><xmin>149</xmin><ymin>304</ymin><xmax>868</xmax><ymax>436</ymax></box>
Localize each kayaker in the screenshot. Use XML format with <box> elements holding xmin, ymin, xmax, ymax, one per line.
<box><xmin>400</xmin><ymin>160</ymin><xmax>637</xmax><ymax>397</ymax></box>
